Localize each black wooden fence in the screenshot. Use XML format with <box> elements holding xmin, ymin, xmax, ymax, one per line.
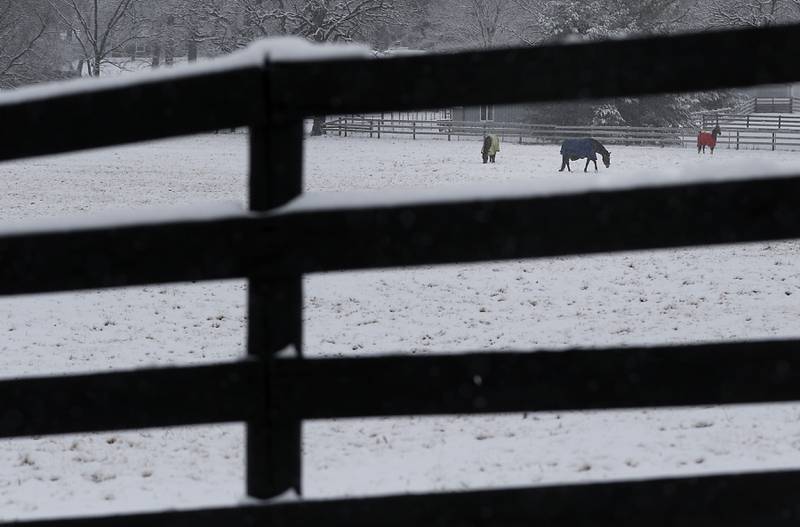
<box><xmin>5</xmin><ymin>23</ymin><xmax>800</xmax><ymax>527</ymax></box>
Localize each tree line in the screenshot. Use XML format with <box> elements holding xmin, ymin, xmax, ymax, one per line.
<box><xmin>4</xmin><ymin>0</ymin><xmax>800</xmax><ymax>125</ymax></box>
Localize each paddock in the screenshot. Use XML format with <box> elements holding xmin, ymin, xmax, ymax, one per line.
<box><xmin>1</xmin><ymin>134</ymin><xmax>800</xmax><ymax>519</ymax></box>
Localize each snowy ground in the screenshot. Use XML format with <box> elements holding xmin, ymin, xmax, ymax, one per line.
<box><xmin>1</xmin><ymin>135</ymin><xmax>800</xmax><ymax>520</ymax></box>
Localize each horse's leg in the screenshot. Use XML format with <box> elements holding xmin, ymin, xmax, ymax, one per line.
<box><xmin>593</xmin><ymin>159</ymin><xmax>598</xmax><ymax>171</ymax></box>
<box><xmin>584</xmin><ymin>159</ymin><xmax>590</xmax><ymax>172</ymax></box>
<box><xmin>566</xmin><ymin>158</ymin><xmax>571</xmax><ymax>172</ymax></box>
<box><xmin>559</xmin><ymin>155</ymin><xmax>567</xmax><ymax>172</ymax></box>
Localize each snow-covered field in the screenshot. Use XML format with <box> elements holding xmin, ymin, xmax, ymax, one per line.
<box><xmin>2</xmin><ymin>135</ymin><xmax>800</xmax><ymax>520</ymax></box>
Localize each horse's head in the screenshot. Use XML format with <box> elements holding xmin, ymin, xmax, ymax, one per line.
<box><xmin>712</xmin><ymin>124</ymin><xmax>722</xmax><ymax>136</ymax></box>
<box><xmin>602</xmin><ymin>150</ymin><xmax>611</xmax><ymax>168</ymax></box>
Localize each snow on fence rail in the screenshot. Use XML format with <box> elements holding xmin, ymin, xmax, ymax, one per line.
<box><xmin>6</xmin><ymin>23</ymin><xmax>800</xmax><ymax>527</ymax></box>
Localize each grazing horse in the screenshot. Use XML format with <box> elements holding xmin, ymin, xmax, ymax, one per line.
<box><xmin>559</xmin><ymin>138</ymin><xmax>611</xmax><ymax>172</ymax></box>
<box><xmin>697</xmin><ymin>124</ymin><xmax>721</xmax><ymax>154</ymax></box>
<box><xmin>482</xmin><ymin>134</ymin><xmax>500</xmax><ymax>163</ymax></box>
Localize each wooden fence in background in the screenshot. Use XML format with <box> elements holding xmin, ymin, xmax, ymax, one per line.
<box><xmin>325</xmin><ymin>116</ymin><xmax>800</xmax><ymax>151</ymax></box>
<box><xmin>4</xmin><ymin>22</ymin><xmax>800</xmax><ymax>527</ymax></box>
<box><xmin>702</xmin><ymin>112</ymin><xmax>800</xmax><ymax>130</ymax></box>
<box><xmin>323</xmin><ymin>117</ymin><xmax>694</xmax><ymax>146</ymax></box>
<box><xmin>753</xmin><ymin>96</ymin><xmax>797</xmax><ymax>113</ymax></box>
<box><xmin>703</xmin><ymin>97</ymin><xmax>800</xmax><ymax>116</ymax></box>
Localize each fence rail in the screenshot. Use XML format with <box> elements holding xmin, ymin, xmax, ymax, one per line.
<box><xmin>703</xmin><ymin>112</ymin><xmax>800</xmax><ymax>130</ymax></box>
<box><xmin>753</xmin><ymin>96</ymin><xmax>793</xmax><ymax>113</ymax></box>
<box><xmin>5</xmin><ymin>22</ymin><xmax>800</xmax><ymax>527</ymax></box>
<box><xmin>697</xmin><ymin>97</ymin><xmax>800</xmax><ymax>119</ymax></box>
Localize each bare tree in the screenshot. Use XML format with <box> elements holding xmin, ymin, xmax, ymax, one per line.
<box><xmin>46</xmin><ymin>0</ymin><xmax>145</xmax><ymax>76</ymax></box>
<box><xmin>174</xmin><ymin>1</ymin><xmax>214</xmax><ymax>62</ymax></box>
<box><xmin>701</xmin><ymin>0</ymin><xmax>799</xmax><ymax>27</ymax></box>
<box><xmin>139</xmin><ymin>0</ymin><xmax>227</xmax><ymax>65</ymax></box>
<box><xmin>515</xmin><ymin>0</ymin><xmax>691</xmax><ymax>43</ymax></box>
<box><xmin>0</xmin><ymin>1</ymin><xmax>51</xmax><ymax>88</ymax></box>
<box><xmin>234</xmin><ymin>0</ymin><xmax>396</xmax><ymax>43</ymax></box>
<box><xmin>431</xmin><ymin>0</ymin><xmax>519</xmax><ymax>48</ymax></box>
<box><xmin>219</xmin><ymin>0</ymin><xmax>397</xmax><ymax>135</ymax></box>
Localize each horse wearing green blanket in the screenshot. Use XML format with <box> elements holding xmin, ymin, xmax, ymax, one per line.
<box><xmin>482</xmin><ymin>134</ymin><xmax>500</xmax><ymax>163</ymax></box>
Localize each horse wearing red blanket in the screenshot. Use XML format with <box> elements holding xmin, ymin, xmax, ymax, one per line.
<box><xmin>697</xmin><ymin>124</ymin><xmax>721</xmax><ymax>154</ymax></box>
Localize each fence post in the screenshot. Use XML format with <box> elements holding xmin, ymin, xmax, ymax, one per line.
<box><xmin>778</xmin><ymin>115</ymin><xmax>782</xmax><ymax>129</ymax></box>
<box><xmin>247</xmin><ymin>60</ymin><xmax>303</xmax><ymax>499</ymax></box>
<box><xmin>746</xmin><ymin>115</ymin><xmax>750</xmax><ymax>128</ymax></box>
<box><xmin>344</xmin><ymin>116</ymin><xmax>348</xmax><ymax>137</ymax></box>
<box><xmin>377</xmin><ymin>120</ymin><xmax>381</xmax><ymax>139</ymax></box>
<box><xmin>702</xmin><ymin>115</ymin><xmax>706</xmax><ymax>129</ymax></box>
<box><xmin>772</xmin><ymin>132</ymin><xmax>776</xmax><ymax>151</ymax></box>
<box><xmin>736</xmin><ymin>131</ymin><xmax>739</xmax><ymax>150</ymax></box>
<box><xmin>369</xmin><ymin>120</ymin><xmax>373</xmax><ymax>139</ymax></box>
<box><xmin>413</xmin><ymin>121</ymin><xmax>416</xmax><ymax>140</ymax></box>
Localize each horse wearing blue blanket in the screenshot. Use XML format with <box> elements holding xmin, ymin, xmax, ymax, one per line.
<box><xmin>559</xmin><ymin>138</ymin><xmax>611</xmax><ymax>172</ymax></box>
